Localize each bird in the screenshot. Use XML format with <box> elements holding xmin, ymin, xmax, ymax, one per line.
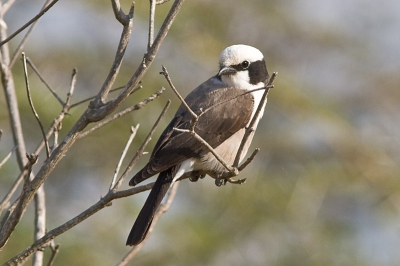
<box><xmin>126</xmin><ymin>44</ymin><xmax>269</xmax><ymax>246</ymax></box>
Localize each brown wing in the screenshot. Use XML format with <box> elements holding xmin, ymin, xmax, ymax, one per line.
<box><xmin>131</xmin><ymin>76</ymin><xmax>254</xmax><ymax>184</ymax></box>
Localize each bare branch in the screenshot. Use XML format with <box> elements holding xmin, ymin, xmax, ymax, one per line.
<box><xmin>99</xmin><ymin>0</ymin><xmax>185</xmax><ymax>116</ymax></box>
<box><xmin>94</xmin><ymin>1</ymin><xmax>135</xmax><ymax>105</ymax></box>
<box><xmin>110</xmin><ymin>125</ymin><xmax>140</xmax><ymax>190</ymax></box>
<box><xmin>233</xmin><ymin>72</ymin><xmax>277</xmax><ymax>168</ymax></box>
<box><xmin>69</xmin><ymin>85</ymin><xmax>127</xmax><ymax>109</ymax></box>
<box><xmin>5</xmin><ymin>182</ymin><xmax>155</xmax><ymax>265</ymax></box>
<box><xmin>237</xmin><ymin>148</ymin><xmax>260</xmax><ymax>172</ymax></box>
<box><xmin>9</xmin><ymin>0</ymin><xmax>53</xmax><ymax>67</ymax></box>
<box><xmin>0</xmin><ymin>160</ymin><xmax>24</xmax><ymax>213</ymax></box>
<box><xmin>25</xmin><ymin>57</ymin><xmax>65</xmax><ymax>106</ymax></box>
<box><xmin>116</xmin><ymin>100</ymin><xmax>171</xmax><ymax>189</ymax></box>
<box><xmin>66</xmin><ymin>68</ymin><xmax>78</xmax><ymax>107</ymax></box>
<box><xmin>0</xmin><ymin>0</ymin><xmax>60</xmax><ymax>47</ymax></box>
<box><xmin>0</xmin><ymin>154</ymin><xmax>38</xmax><ymax>248</ymax></box>
<box><xmin>148</xmin><ymin>0</ymin><xmax>156</xmax><ymax>50</ymax></box>
<box><xmin>160</xmin><ymin>66</ymin><xmax>198</xmax><ymax>118</ymax></box>
<box><xmin>0</xmin><ymin>145</ymin><xmax>16</xmax><ymax>169</ymax></box>
<box><xmin>32</xmin><ymin>185</ymin><xmax>46</xmax><ymax>266</ymax></box>
<box><xmin>117</xmin><ymin>182</ymin><xmax>179</xmax><ymax>265</ymax></box>
<box><xmin>111</xmin><ymin>0</ymin><xmax>130</xmax><ymax>25</ymax></box>
<box><xmin>174</xmin><ymin>127</ymin><xmax>238</xmax><ymax>174</ymax></box>
<box><xmin>78</xmin><ymin>87</ymin><xmax>165</xmax><ymax>139</ymax></box>
<box><xmin>22</xmin><ymin>52</ymin><xmax>50</xmax><ymax>158</ymax></box>
<box><xmin>46</xmin><ymin>241</ymin><xmax>60</xmax><ymax>266</ymax></box>
<box><xmin>0</xmin><ymin>13</ymin><xmax>28</xmax><ymax>170</ymax></box>
<box><xmin>0</xmin><ymin>0</ymin><xmax>185</xmax><ymax>253</ymax></box>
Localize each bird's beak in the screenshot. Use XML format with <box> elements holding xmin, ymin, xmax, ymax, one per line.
<box><xmin>218</xmin><ymin>66</ymin><xmax>237</xmax><ymax>76</ymax></box>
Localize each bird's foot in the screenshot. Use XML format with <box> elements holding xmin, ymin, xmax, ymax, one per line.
<box><xmin>215</xmin><ymin>177</ymin><xmax>227</xmax><ymax>187</ymax></box>
<box><xmin>189</xmin><ymin>172</ymin><xmax>205</xmax><ymax>182</ymax></box>
<box><xmin>227</xmin><ymin>177</ymin><xmax>247</xmax><ymax>185</ymax></box>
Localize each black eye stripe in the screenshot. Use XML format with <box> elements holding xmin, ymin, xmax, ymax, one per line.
<box><xmin>231</xmin><ymin>61</ymin><xmax>250</xmax><ymax>71</ymax></box>
<box><xmin>248</xmin><ymin>59</ymin><xmax>269</xmax><ymax>85</ymax></box>
<box><xmin>228</xmin><ymin>59</ymin><xmax>268</xmax><ymax>85</ymax></box>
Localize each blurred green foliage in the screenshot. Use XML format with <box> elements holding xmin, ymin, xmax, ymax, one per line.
<box><xmin>1</xmin><ymin>0</ymin><xmax>400</xmax><ymax>265</ymax></box>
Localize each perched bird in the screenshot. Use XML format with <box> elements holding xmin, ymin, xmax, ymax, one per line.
<box><xmin>126</xmin><ymin>44</ymin><xmax>269</xmax><ymax>246</ymax></box>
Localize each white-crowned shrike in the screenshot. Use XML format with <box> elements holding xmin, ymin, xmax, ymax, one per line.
<box><xmin>126</xmin><ymin>44</ymin><xmax>269</xmax><ymax>246</ymax></box>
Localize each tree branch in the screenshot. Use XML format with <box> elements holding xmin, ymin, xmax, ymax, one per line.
<box><xmin>0</xmin><ymin>0</ymin><xmax>60</xmax><ymax>47</ymax></box>
<box><xmin>148</xmin><ymin>0</ymin><xmax>156</xmax><ymax>51</ymax></box>
<box><xmin>110</xmin><ymin>125</ymin><xmax>140</xmax><ymax>190</ymax></box>
<box><xmin>22</xmin><ymin>52</ymin><xmax>50</xmax><ymax>158</ymax></box>
<box><xmin>0</xmin><ymin>0</ymin><xmax>185</xmax><ymax>255</ymax></box>
<box><xmin>26</xmin><ymin>56</ymin><xmax>65</xmax><ymax>106</ymax></box>
<box><xmin>4</xmin><ymin>100</ymin><xmax>171</xmax><ymax>263</ymax></box>
<box><xmin>116</xmin><ymin>100</ymin><xmax>171</xmax><ymax>189</ymax></box>
<box><xmin>9</xmin><ymin>0</ymin><xmax>53</xmax><ymax>67</ymax></box>
<box><xmin>77</xmin><ymin>87</ymin><xmax>165</xmax><ymax>139</ymax></box>
<box><xmin>0</xmin><ymin>10</ymin><xmax>28</xmax><ymax>170</ymax></box>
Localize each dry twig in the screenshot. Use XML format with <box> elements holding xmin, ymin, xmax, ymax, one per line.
<box><xmin>22</xmin><ymin>52</ymin><xmax>50</xmax><ymax>158</ymax></box>
<box><xmin>4</xmin><ymin>103</ymin><xmax>171</xmax><ymax>264</ymax></box>
<box><xmin>110</xmin><ymin>125</ymin><xmax>140</xmax><ymax>190</ymax></box>
<box><xmin>0</xmin><ymin>0</ymin><xmax>60</xmax><ymax>47</ymax></box>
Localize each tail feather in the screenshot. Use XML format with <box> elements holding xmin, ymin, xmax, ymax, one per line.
<box><xmin>126</xmin><ymin>168</ymin><xmax>176</xmax><ymax>246</ymax></box>
<box><xmin>129</xmin><ymin>165</ymin><xmax>153</xmax><ymax>186</ymax></box>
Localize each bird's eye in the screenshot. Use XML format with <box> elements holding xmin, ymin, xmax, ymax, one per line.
<box><xmin>241</xmin><ymin>61</ymin><xmax>250</xmax><ymax>69</ymax></box>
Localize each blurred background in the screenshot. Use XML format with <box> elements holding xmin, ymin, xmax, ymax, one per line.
<box><xmin>1</xmin><ymin>0</ymin><xmax>400</xmax><ymax>265</ymax></box>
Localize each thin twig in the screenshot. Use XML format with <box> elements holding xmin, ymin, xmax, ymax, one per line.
<box><xmin>25</xmin><ymin>57</ymin><xmax>65</xmax><ymax>106</ymax></box>
<box><xmin>69</xmin><ymin>85</ymin><xmax>127</xmax><ymax>109</ymax></box>
<box><xmin>5</xmin><ymin>181</ymin><xmax>156</xmax><ymax>265</ymax></box>
<box><xmin>160</xmin><ymin>66</ymin><xmax>197</xmax><ymax>119</ymax></box>
<box><xmin>117</xmin><ymin>182</ymin><xmax>179</xmax><ymax>265</ymax></box>
<box><xmin>0</xmin><ymin>162</ymin><xmax>25</xmax><ymax>213</ymax></box>
<box><xmin>0</xmin><ymin>154</ymin><xmax>38</xmax><ymax>249</ymax></box>
<box><xmin>237</xmin><ymin>148</ymin><xmax>260</xmax><ymax>171</ymax></box>
<box><xmin>174</xmin><ymin>127</ymin><xmax>237</xmax><ymax>174</ymax></box>
<box><xmin>10</xmin><ymin>0</ymin><xmax>53</xmax><ymax>67</ymax></box>
<box><xmin>97</xmin><ymin>0</ymin><xmax>185</xmax><ymax>117</ymax></box>
<box><xmin>0</xmin><ymin>0</ymin><xmax>185</xmax><ymax>254</ymax></box>
<box><xmin>78</xmin><ymin>87</ymin><xmax>164</xmax><ymax>139</ymax></box>
<box><xmin>0</xmin><ymin>0</ymin><xmax>60</xmax><ymax>46</ymax></box>
<box><xmin>0</xmin><ymin>10</ymin><xmax>28</xmax><ymax>170</ymax></box>
<box><xmin>115</xmin><ymin>100</ymin><xmax>171</xmax><ymax>189</ymax></box>
<box><xmin>0</xmin><ymin>146</ymin><xmax>16</xmax><ymax>169</ymax></box>
<box><xmin>46</xmin><ymin>241</ymin><xmax>60</xmax><ymax>266</ymax></box>
<box><xmin>66</xmin><ymin>68</ymin><xmax>78</xmax><ymax>107</ymax></box>
<box><xmin>148</xmin><ymin>0</ymin><xmax>156</xmax><ymax>51</ymax></box>
<box><xmin>233</xmin><ymin>72</ymin><xmax>277</xmax><ymax>168</ymax></box>
<box><xmin>110</xmin><ymin>125</ymin><xmax>140</xmax><ymax>190</ymax></box>
<box><xmin>22</xmin><ymin>52</ymin><xmax>50</xmax><ymax>158</ymax></box>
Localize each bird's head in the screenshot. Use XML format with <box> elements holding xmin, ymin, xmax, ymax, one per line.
<box><xmin>218</xmin><ymin>44</ymin><xmax>269</xmax><ymax>90</ymax></box>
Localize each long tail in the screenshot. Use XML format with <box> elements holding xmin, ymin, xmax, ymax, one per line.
<box><xmin>126</xmin><ymin>168</ymin><xmax>176</xmax><ymax>246</ymax></box>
